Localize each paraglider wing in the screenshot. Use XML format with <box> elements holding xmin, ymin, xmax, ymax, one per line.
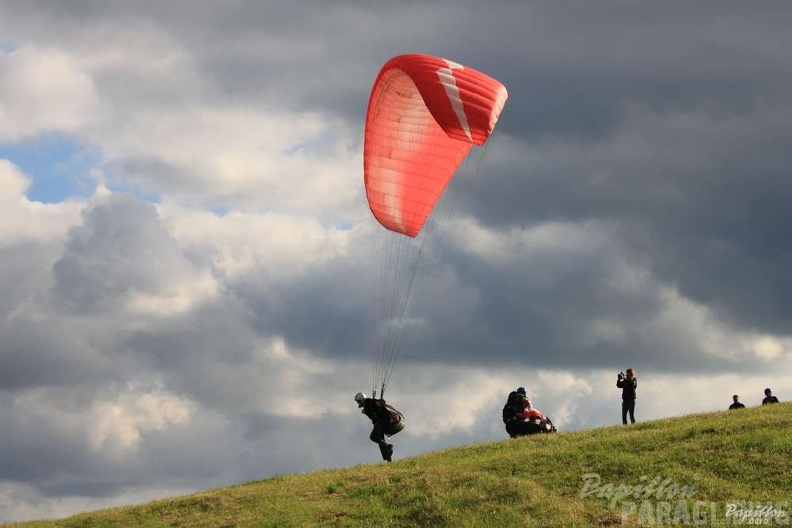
<box><xmin>363</xmin><ymin>53</ymin><xmax>508</xmax><ymax>399</ymax></box>
<box><xmin>364</xmin><ymin>54</ymin><xmax>508</xmax><ymax>238</ymax></box>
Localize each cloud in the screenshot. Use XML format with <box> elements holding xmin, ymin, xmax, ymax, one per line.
<box><xmin>160</xmin><ymin>205</ymin><xmax>354</xmax><ymax>281</ymax></box>
<box><xmin>50</xmin><ymin>193</ymin><xmax>219</xmax><ymax>316</ymax></box>
<box><xmin>94</xmin><ymin>108</ymin><xmax>362</xmax><ymax>215</ymax></box>
<box><xmin>0</xmin><ymin>47</ymin><xmax>98</xmax><ymax>142</ymax></box>
<box><xmin>0</xmin><ymin>160</ymin><xmax>83</xmax><ymax>242</ymax></box>
<box><xmin>88</xmin><ymin>383</ymin><xmax>193</xmax><ymax>453</ymax></box>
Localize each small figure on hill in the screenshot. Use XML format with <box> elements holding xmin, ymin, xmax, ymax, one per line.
<box><xmin>616</xmin><ymin>368</ymin><xmax>638</xmax><ymax>424</ymax></box>
<box><xmin>761</xmin><ymin>388</ymin><xmax>780</xmax><ymax>405</ymax></box>
<box><xmin>502</xmin><ymin>388</ymin><xmax>530</xmax><ymax>437</ymax></box>
<box><xmin>354</xmin><ymin>392</ymin><xmax>405</xmax><ymax>462</ymax></box>
<box><xmin>502</xmin><ymin>389</ymin><xmax>556</xmax><ymax>436</ymax></box>
<box><xmin>729</xmin><ymin>394</ymin><xmax>746</xmax><ymax>410</ymax></box>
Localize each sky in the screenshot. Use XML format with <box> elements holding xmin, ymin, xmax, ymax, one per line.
<box><xmin>1</xmin><ymin>0</ymin><xmax>792</xmax><ymax>521</ymax></box>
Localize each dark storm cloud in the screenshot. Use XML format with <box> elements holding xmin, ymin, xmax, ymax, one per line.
<box><xmin>384</xmin><ymin>227</ymin><xmax>749</xmax><ymax>375</ymax></box>
<box><xmin>122</xmin><ymin>302</ymin><xmax>269</xmax><ymax>411</ymax></box>
<box><xmin>616</xmin><ymin>115</ymin><xmax>792</xmax><ymax>334</ymax></box>
<box><xmin>0</xmin><ymin>405</ymin><xmax>93</xmax><ymax>486</ymax></box>
<box><xmin>3</xmin><ymin>1</ymin><xmax>791</xmax><ymax>124</ymax></box>
<box><xmin>0</xmin><ymin>318</ymin><xmax>121</xmax><ymax>389</ymax></box>
<box><xmin>466</xmin><ymin>91</ymin><xmax>792</xmax><ymax>337</ymax></box>
<box><xmin>0</xmin><ymin>240</ymin><xmax>54</xmax><ymax>318</ymax></box>
<box><xmin>0</xmin><ymin>239</ymin><xmax>127</xmax><ymax>391</ymax></box>
<box><xmin>233</xmin><ymin>251</ymin><xmax>374</xmax><ymax>360</ymax></box>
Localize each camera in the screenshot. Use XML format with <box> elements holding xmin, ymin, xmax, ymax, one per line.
<box><xmin>618</xmin><ymin>371</ymin><xmax>625</xmax><ymax>378</ymax></box>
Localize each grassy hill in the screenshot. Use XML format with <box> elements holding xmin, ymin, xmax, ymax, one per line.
<box><xmin>8</xmin><ymin>403</ymin><xmax>791</xmax><ymax>527</ymax></box>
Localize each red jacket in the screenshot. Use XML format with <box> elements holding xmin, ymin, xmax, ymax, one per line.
<box><xmin>515</xmin><ymin>399</ymin><xmax>545</xmax><ymax>420</ymax></box>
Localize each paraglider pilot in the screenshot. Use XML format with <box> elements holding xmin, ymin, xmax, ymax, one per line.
<box><xmin>354</xmin><ymin>392</ymin><xmax>404</xmax><ymax>462</ymax></box>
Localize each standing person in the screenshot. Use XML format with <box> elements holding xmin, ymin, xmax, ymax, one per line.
<box><xmin>729</xmin><ymin>395</ymin><xmax>746</xmax><ymax>410</ymax></box>
<box><xmin>354</xmin><ymin>392</ymin><xmax>405</xmax><ymax>462</ymax></box>
<box><xmin>762</xmin><ymin>388</ymin><xmax>780</xmax><ymax>405</ymax></box>
<box><xmin>617</xmin><ymin>368</ymin><xmax>638</xmax><ymax>424</ymax></box>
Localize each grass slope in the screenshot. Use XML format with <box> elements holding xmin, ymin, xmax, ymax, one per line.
<box><xmin>8</xmin><ymin>403</ymin><xmax>791</xmax><ymax>527</ymax></box>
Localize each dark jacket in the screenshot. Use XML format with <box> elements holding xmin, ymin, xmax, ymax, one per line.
<box><xmin>502</xmin><ymin>391</ymin><xmax>519</xmax><ymax>424</ymax></box>
<box><xmin>762</xmin><ymin>396</ymin><xmax>779</xmax><ymax>405</ymax></box>
<box><xmin>617</xmin><ymin>376</ymin><xmax>637</xmax><ymax>400</ymax></box>
<box><xmin>361</xmin><ymin>398</ymin><xmax>391</xmax><ymax>425</ymax></box>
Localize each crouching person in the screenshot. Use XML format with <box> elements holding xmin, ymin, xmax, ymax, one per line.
<box><xmin>354</xmin><ymin>392</ymin><xmax>405</xmax><ymax>462</ymax></box>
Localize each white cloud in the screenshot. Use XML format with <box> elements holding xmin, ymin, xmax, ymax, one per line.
<box><xmin>10</xmin><ymin>384</ymin><xmax>193</xmax><ymax>456</ymax></box>
<box><xmin>124</xmin><ymin>271</ymin><xmax>219</xmax><ymax>317</ymax></box>
<box><xmin>526</xmin><ymin>371</ymin><xmax>594</xmax><ymax>428</ymax></box>
<box><xmin>0</xmin><ymin>482</ymin><xmax>196</xmax><ymax>524</ymax></box>
<box><xmin>628</xmin><ymin>371</ymin><xmax>792</xmax><ymax>419</ymax></box>
<box><xmin>160</xmin><ymin>205</ymin><xmax>354</xmax><ymax>282</ymax></box>
<box><xmin>94</xmin><ymin>107</ymin><xmax>361</xmax><ymax>215</ymax></box>
<box><xmin>649</xmin><ymin>289</ymin><xmax>792</xmax><ymax>366</ymax></box>
<box><xmin>0</xmin><ymin>47</ymin><xmax>98</xmax><ymax>141</ymax></box>
<box><xmin>751</xmin><ymin>336</ymin><xmax>785</xmax><ymax>360</ymax></box>
<box><xmin>0</xmin><ymin>159</ymin><xmax>28</xmax><ymax>198</ymax></box>
<box><xmin>389</xmin><ymin>379</ymin><xmax>492</xmax><ymax>439</ymax></box>
<box><xmin>449</xmin><ymin>219</ymin><xmax>614</xmax><ymax>271</ymax></box>
<box><xmin>261</xmin><ymin>339</ymin><xmax>340</xmax><ymax>418</ymax></box>
<box><xmin>0</xmin><ymin>160</ymin><xmax>84</xmax><ymax>242</ymax></box>
<box><xmin>89</xmin><ymin>384</ymin><xmax>193</xmax><ymax>453</ymax></box>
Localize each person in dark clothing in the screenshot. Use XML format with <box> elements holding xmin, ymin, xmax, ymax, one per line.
<box><xmin>616</xmin><ymin>368</ymin><xmax>637</xmax><ymax>424</ymax></box>
<box><xmin>762</xmin><ymin>388</ymin><xmax>780</xmax><ymax>405</ymax></box>
<box><xmin>729</xmin><ymin>394</ymin><xmax>746</xmax><ymax>410</ymax></box>
<box><xmin>354</xmin><ymin>392</ymin><xmax>404</xmax><ymax>462</ymax></box>
<box><xmin>502</xmin><ymin>391</ymin><xmax>520</xmax><ymax>438</ymax></box>
<box><xmin>509</xmin><ymin>389</ymin><xmax>531</xmax><ymax>435</ymax></box>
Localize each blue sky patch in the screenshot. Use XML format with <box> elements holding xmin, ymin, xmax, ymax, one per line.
<box><xmin>0</xmin><ymin>134</ymin><xmax>102</xmax><ymax>203</ymax></box>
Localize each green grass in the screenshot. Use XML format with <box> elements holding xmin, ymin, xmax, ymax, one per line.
<box><xmin>7</xmin><ymin>403</ymin><xmax>791</xmax><ymax>527</ymax></box>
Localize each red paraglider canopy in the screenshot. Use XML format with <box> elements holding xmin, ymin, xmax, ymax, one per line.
<box><xmin>364</xmin><ymin>54</ymin><xmax>508</xmax><ymax>238</ymax></box>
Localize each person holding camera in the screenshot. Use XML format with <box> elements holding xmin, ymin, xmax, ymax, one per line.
<box><xmin>616</xmin><ymin>368</ymin><xmax>638</xmax><ymax>424</ymax></box>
